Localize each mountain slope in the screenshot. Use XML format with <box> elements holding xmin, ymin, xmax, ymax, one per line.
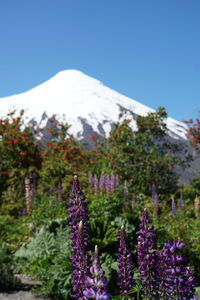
<box><xmin>0</xmin><ymin>70</ymin><xmax>187</xmax><ymax>141</ymax></box>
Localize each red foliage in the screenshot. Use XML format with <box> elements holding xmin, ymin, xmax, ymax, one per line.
<box><xmin>21</xmin><ymin>152</ymin><xmax>27</xmax><ymax>157</ymax></box>
<box><xmin>7</xmin><ymin>141</ymin><xmax>12</xmax><ymax>146</ymax></box>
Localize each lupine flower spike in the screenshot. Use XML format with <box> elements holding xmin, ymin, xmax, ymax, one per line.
<box><xmin>93</xmin><ymin>175</ymin><xmax>99</xmax><ymax>194</ymax></box>
<box><xmin>179</xmin><ymin>193</ymin><xmax>184</xmax><ymax>210</ymax></box>
<box><xmin>131</xmin><ymin>195</ymin><xmax>136</xmax><ymax>211</ymax></box>
<box><xmin>194</xmin><ymin>196</ymin><xmax>199</xmax><ymax>217</ymax></box>
<box><xmin>71</xmin><ymin>221</ymin><xmax>89</xmax><ymax>299</ymax></box>
<box><xmin>117</xmin><ymin>226</ymin><xmax>134</xmax><ymax>295</ymax></box>
<box><xmin>124</xmin><ymin>181</ymin><xmax>129</xmax><ymax>196</ymax></box>
<box><xmin>171</xmin><ymin>196</ymin><xmax>176</xmax><ymax>217</ymax></box>
<box><xmin>160</xmin><ymin>240</ymin><xmax>196</xmax><ymax>299</ymax></box>
<box><xmin>24</xmin><ymin>176</ymin><xmax>32</xmax><ymax>213</ymax></box>
<box><xmin>105</xmin><ymin>175</ymin><xmax>110</xmax><ymax>194</ymax></box>
<box><xmin>99</xmin><ymin>173</ymin><xmax>105</xmax><ymax>192</ymax></box>
<box><xmin>57</xmin><ymin>182</ymin><xmax>62</xmax><ymax>201</ymax></box>
<box><xmin>110</xmin><ymin>173</ymin><xmax>116</xmax><ymax>193</ymax></box>
<box><xmin>88</xmin><ymin>172</ymin><xmax>93</xmax><ymax>188</ymax></box>
<box><xmin>137</xmin><ymin>208</ymin><xmax>159</xmax><ymax>299</ymax></box>
<box><xmin>83</xmin><ymin>245</ymin><xmax>110</xmax><ymax>300</ymax></box>
<box><xmin>21</xmin><ymin>207</ymin><xmax>27</xmax><ymax>217</ymax></box>
<box><xmin>69</xmin><ymin>176</ymin><xmax>91</xmax><ymax>299</ymax></box>
<box><xmin>69</xmin><ymin>175</ymin><xmax>90</xmax><ymax>249</ymax></box>
<box><xmin>49</xmin><ymin>186</ymin><xmax>54</xmax><ymax>196</ymax></box>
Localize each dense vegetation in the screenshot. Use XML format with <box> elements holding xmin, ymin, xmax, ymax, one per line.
<box><xmin>0</xmin><ymin>108</ymin><xmax>200</xmax><ymax>299</ymax></box>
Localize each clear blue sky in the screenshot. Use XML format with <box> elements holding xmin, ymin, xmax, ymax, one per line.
<box><xmin>0</xmin><ymin>0</ymin><xmax>200</xmax><ymax>122</ymax></box>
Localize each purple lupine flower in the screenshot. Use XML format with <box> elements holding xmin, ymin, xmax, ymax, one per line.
<box><xmin>93</xmin><ymin>175</ymin><xmax>99</xmax><ymax>194</ymax></box>
<box><xmin>160</xmin><ymin>240</ymin><xmax>196</xmax><ymax>299</ymax></box>
<box><xmin>104</xmin><ymin>175</ymin><xmax>111</xmax><ymax>194</ymax></box>
<box><xmin>88</xmin><ymin>172</ymin><xmax>93</xmax><ymax>188</ymax></box>
<box><xmin>99</xmin><ymin>173</ymin><xmax>105</xmax><ymax>191</ymax></box>
<box><xmin>152</xmin><ymin>184</ymin><xmax>159</xmax><ymax>217</ymax></box>
<box><xmin>83</xmin><ymin>245</ymin><xmax>110</xmax><ymax>300</ymax></box>
<box><xmin>69</xmin><ymin>175</ymin><xmax>90</xmax><ymax>250</ymax></box>
<box><xmin>49</xmin><ymin>186</ymin><xmax>54</xmax><ymax>196</ymax></box>
<box><xmin>137</xmin><ymin>208</ymin><xmax>159</xmax><ymax>299</ymax></box>
<box><xmin>124</xmin><ymin>181</ymin><xmax>129</xmax><ymax>196</ymax></box>
<box><xmin>117</xmin><ymin>226</ymin><xmax>134</xmax><ymax>295</ymax></box>
<box><xmin>57</xmin><ymin>182</ymin><xmax>62</xmax><ymax>201</ymax></box>
<box><xmin>131</xmin><ymin>195</ymin><xmax>136</xmax><ymax>211</ymax></box>
<box><xmin>194</xmin><ymin>196</ymin><xmax>200</xmax><ymax>217</ymax></box>
<box><xmin>172</xmin><ymin>196</ymin><xmax>176</xmax><ymax>217</ymax></box>
<box><xmin>71</xmin><ymin>221</ymin><xmax>89</xmax><ymax>299</ymax></box>
<box><xmin>24</xmin><ymin>176</ymin><xmax>32</xmax><ymax>213</ymax></box>
<box><xmin>110</xmin><ymin>173</ymin><xmax>116</xmax><ymax>194</ymax></box>
<box><xmin>69</xmin><ymin>176</ymin><xmax>91</xmax><ymax>299</ymax></box>
<box><xmin>179</xmin><ymin>193</ymin><xmax>184</xmax><ymax>210</ymax></box>
<box><xmin>21</xmin><ymin>207</ymin><xmax>27</xmax><ymax>217</ymax></box>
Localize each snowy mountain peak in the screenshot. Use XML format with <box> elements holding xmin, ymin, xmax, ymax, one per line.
<box><xmin>40</xmin><ymin>69</ymin><xmax>102</xmax><ymax>90</ymax></box>
<box><xmin>0</xmin><ymin>69</ymin><xmax>188</xmax><ymax>141</ymax></box>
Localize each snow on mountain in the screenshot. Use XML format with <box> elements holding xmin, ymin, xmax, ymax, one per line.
<box><xmin>0</xmin><ymin>69</ymin><xmax>188</xmax><ymax>141</ymax></box>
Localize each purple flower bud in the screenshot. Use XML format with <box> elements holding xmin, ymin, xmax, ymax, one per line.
<box><xmin>176</xmin><ymin>240</ymin><xmax>184</xmax><ymax>250</ymax></box>
<box><xmin>171</xmin><ymin>196</ymin><xmax>176</xmax><ymax>217</ymax></box>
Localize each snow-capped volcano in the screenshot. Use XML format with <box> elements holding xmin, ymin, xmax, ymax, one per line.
<box><xmin>0</xmin><ymin>69</ymin><xmax>188</xmax><ymax>141</ymax></box>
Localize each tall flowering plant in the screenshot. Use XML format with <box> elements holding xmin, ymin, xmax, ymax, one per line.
<box><xmin>171</xmin><ymin>196</ymin><xmax>176</xmax><ymax>218</ymax></box>
<box><xmin>137</xmin><ymin>208</ymin><xmax>159</xmax><ymax>299</ymax></box>
<box><xmin>83</xmin><ymin>245</ymin><xmax>110</xmax><ymax>300</ymax></box>
<box><xmin>69</xmin><ymin>175</ymin><xmax>90</xmax><ymax>250</ymax></box>
<box><xmin>69</xmin><ymin>176</ymin><xmax>91</xmax><ymax>299</ymax></box>
<box><xmin>71</xmin><ymin>220</ymin><xmax>89</xmax><ymax>299</ymax></box>
<box><xmin>117</xmin><ymin>226</ymin><xmax>134</xmax><ymax>295</ymax></box>
<box><xmin>88</xmin><ymin>173</ymin><xmax>120</xmax><ymax>194</ymax></box>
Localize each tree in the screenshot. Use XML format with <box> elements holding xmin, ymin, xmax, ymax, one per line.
<box><xmin>97</xmin><ymin>107</ymin><xmax>190</xmax><ymax>196</ymax></box>
<box><xmin>184</xmin><ymin>114</ymin><xmax>200</xmax><ymax>149</ymax></box>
